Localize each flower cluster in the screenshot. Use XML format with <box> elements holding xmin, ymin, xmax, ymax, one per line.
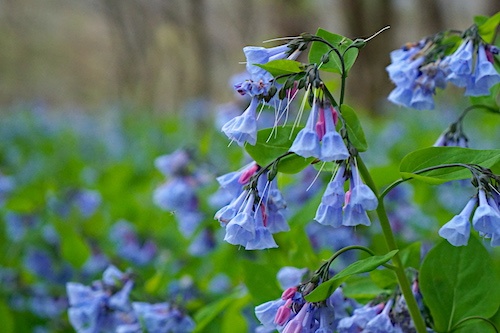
<box><xmin>439</xmin><ymin>186</ymin><xmax>500</xmax><ymax>247</ymax></box>
<box><xmin>387</xmin><ymin>28</ymin><xmax>500</xmax><ymax>110</ymax></box>
<box><xmin>254</xmin><ymin>266</ymin><xmax>430</xmax><ymax>333</ymax></box>
<box><xmin>154</xmin><ymin>149</ymin><xmax>207</xmax><ymax>238</ymax></box>
<box><xmin>109</xmin><ymin>220</ymin><xmax>157</xmax><ymax>266</ymax></box>
<box><xmin>290</xmin><ymin>97</ymin><xmax>349</xmax><ymax>162</ymax></box>
<box><xmin>67</xmin><ymin>265</ymin><xmax>195</xmax><ymax>333</ymax></box>
<box><xmin>315</xmin><ymin>160</ymin><xmax>378</xmax><ymax>228</ymax></box>
<box><xmin>214</xmin><ymin>162</ymin><xmax>289</xmax><ymax>250</ymax></box>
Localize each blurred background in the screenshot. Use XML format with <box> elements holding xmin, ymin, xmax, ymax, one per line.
<box><xmin>0</xmin><ymin>0</ymin><xmax>497</xmax><ymax>114</ymax></box>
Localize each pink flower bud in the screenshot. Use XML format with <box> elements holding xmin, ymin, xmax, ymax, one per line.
<box><xmin>281</xmin><ymin>286</ymin><xmax>297</xmax><ymax>300</ymax></box>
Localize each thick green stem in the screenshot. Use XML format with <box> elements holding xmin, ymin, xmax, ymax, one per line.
<box><xmin>356</xmin><ymin>156</ymin><xmax>428</xmax><ymax>333</ymax></box>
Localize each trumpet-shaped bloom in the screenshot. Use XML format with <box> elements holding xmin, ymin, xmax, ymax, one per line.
<box><xmin>445</xmin><ymin>40</ymin><xmax>474</xmax><ymax>88</ymax></box>
<box><xmin>465</xmin><ymin>44</ymin><xmax>500</xmax><ymax>96</ymax></box>
<box><xmin>438</xmin><ymin>197</ymin><xmax>476</xmax><ymax>246</ymax></box>
<box><xmin>315</xmin><ymin>164</ymin><xmax>347</xmax><ymax>227</ymax></box>
<box><xmin>472</xmin><ymin>189</ymin><xmax>500</xmax><ymax>235</ymax></box>
<box><xmin>290</xmin><ymin>102</ymin><xmax>321</xmax><ymax>158</ymax></box>
<box><xmin>221</xmin><ymin>97</ymin><xmax>259</xmax><ymax>146</ymax></box>
<box><xmin>223</xmin><ymin>194</ymin><xmax>257</xmax><ymax>246</ymax></box>
<box><xmin>342</xmin><ymin>165</ymin><xmax>378</xmax><ymax>227</ymax></box>
<box><xmin>320</xmin><ymin>106</ymin><xmax>349</xmax><ymax>161</ymax></box>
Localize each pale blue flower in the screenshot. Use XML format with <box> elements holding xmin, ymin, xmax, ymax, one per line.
<box><xmin>221</xmin><ymin>97</ymin><xmax>259</xmax><ymax>146</ymax></box>
<box><xmin>472</xmin><ymin>189</ymin><xmax>500</xmax><ymax>235</ymax></box>
<box><xmin>438</xmin><ymin>197</ymin><xmax>476</xmax><ymax>246</ymax></box>
<box><xmin>320</xmin><ymin>106</ymin><xmax>349</xmax><ymax>161</ymax></box>
<box><xmin>315</xmin><ymin>164</ymin><xmax>347</xmax><ymax>227</ymax></box>
<box><xmin>290</xmin><ymin>101</ymin><xmax>321</xmax><ymax>158</ymax></box>
<box><xmin>465</xmin><ymin>44</ymin><xmax>500</xmax><ymax>96</ymax></box>
<box><xmin>223</xmin><ymin>194</ymin><xmax>257</xmax><ymax>246</ymax></box>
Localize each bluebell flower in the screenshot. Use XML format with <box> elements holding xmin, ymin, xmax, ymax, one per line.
<box><xmin>445</xmin><ymin>40</ymin><xmax>474</xmax><ymax>88</ymax></box>
<box><xmin>315</xmin><ymin>164</ymin><xmax>347</xmax><ymax>227</ymax></box>
<box><xmin>438</xmin><ymin>197</ymin><xmax>476</xmax><ymax>246</ymax></box>
<box><xmin>472</xmin><ymin>189</ymin><xmax>500</xmax><ymax>236</ymax></box>
<box><xmin>154</xmin><ymin>149</ymin><xmax>191</xmax><ymax>177</ymax></box>
<box><xmin>277</xmin><ymin>267</ymin><xmax>308</xmax><ymax>290</ymax></box>
<box><xmin>110</xmin><ymin>220</ymin><xmax>157</xmax><ymax>265</ymax></box>
<box><xmin>221</xmin><ymin>97</ymin><xmax>259</xmax><ymax>146</ymax></box>
<box><xmin>188</xmin><ymin>229</ymin><xmax>216</xmax><ymax>257</ymax></box>
<box><xmin>67</xmin><ymin>266</ymin><xmax>136</xmax><ymax>333</ymax></box>
<box><xmin>131</xmin><ymin>302</ymin><xmax>195</xmax><ymax>333</ymax></box>
<box><xmin>216</xmin><ymin>162</ymin><xmax>258</xmax><ymax>197</ymax></box>
<box><xmin>223</xmin><ymin>193</ymin><xmax>257</xmax><ymax>246</ymax></box>
<box><xmin>337</xmin><ymin>303</ymin><xmax>384</xmax><ymax>333</ymax></box>
<box><xmin>290</xmin><ymin>100</ymin><xmax>321</xmax><ymax>158</ymax></box>
<box><xmin>342</xmin><ymin>165</ymin><xmax>378</xmax><ymax>227</ymax></box>
<box><xmin>255</xmin><ymin>298</ymin><xmax>286</xmax><ymax>328</ymax></box>
<box><xmin>464</xmin><ymin>44</ymin><xmax>500</xmax><ymax>96</ymax></box>
<box><xmin>153</xmin><ymin>177</ymin><xmax>195</xmax><ymax>212</ymax></box>
<box><xmin>244</xmin><ymin>44</ymin><xmax>291</xmax><ymax>80</ymax></box>
<box><xmin>364</xmin><ymin>300</ymin><xmax>400</xmax><ymax>333</ymax></box>
<box><xmin>320</xmin><ymin>105</ymin><xmax>349</xmax><ymax>161</ymax></box>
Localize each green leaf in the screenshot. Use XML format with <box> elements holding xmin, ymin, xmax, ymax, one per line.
<box><xmin>477</xmin><ymin>11</ymin><xmax>500</xmax><ymax>43</ymax></box>
<box><xmin>420</xmin><ymin>237</ymin><xmax>500</xmax><ymax>333</ymax></box>
<box><xmin>245</xmin><ymin>125</ymin><xmax>313</xmax><ymax>174</ymax></box>
<box><xmin>305</xmin><ymin>250</ymin><xmax>398</xmax><ymax>302</ymax></box>
<box><xmin>399</xmin><ymin>147</ymin><xmax>500</xmax><ymax>184</ymax></box>
<box><xmin>243</xmin><ymin>260</ymin><xmax>282</xmax><ymax>304</ymax></box>
<box><xmin>469</xmin><ymin>83</ymin><xmax>500</xmax><ymax>113</ymax></box>
<box><xmin>399</xmin><ymin>241</ymin><xmax>421</xmax><ymax>269</ymax></box>
<box><xmin>309</xmin><ymin>28</ymin><xmax>359</xmax><ymax>75</ymax></box>
<box><xmin>341</xmin><ymin>104</ymin><xmax>367</xmax><ymax>152</ymax></box>
<box><xmin>193</xmin><ymin>291</ymin><xmax>243</xmax><ymax>333</ymax></box>
<box><xmin>0</xmin><ymin>301</ymin><xmax>14</xmax><ymax>333</ymax></box>
<box><xmin>53</xmin><ymin>220</ymin><xmax>91</xmax><ymax>268</ymax></box>
<box><xmin>256</xmin><ymin>59</ymin><xmax>303</xmax><ymax>77</ymax></box>
<box><xmin>343</xmin><ymin>275</ymin><xmax>390</xmax><ymax>302</ymax></box>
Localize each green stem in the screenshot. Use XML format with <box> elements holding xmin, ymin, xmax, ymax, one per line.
<box><xmin>356</xmin><ymin>156</ymin><xmax>428</xmax><ymax>333</ymax></box>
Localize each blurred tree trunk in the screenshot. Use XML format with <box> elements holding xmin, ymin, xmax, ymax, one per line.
<box><xmin>417</xmin><ymin>0</ymin><xmax>444</xmax><ymax>34</ymax></box>
<box><xmin>343</xmin><ymin>0</ymin><xmax>395</xmax><ymax>113</ymax></box>
<box><xmin>187</xmin><ymin>0</ymin><xmax>212</xmax><ymax>99</ymax></box>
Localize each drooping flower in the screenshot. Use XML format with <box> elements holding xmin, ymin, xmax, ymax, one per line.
<box><xmin>438</xmin><ymin>197</ymin><xmax>476</xmax><ymax>246</ymax></box>
<box><xmin>445</xmin><ymin>40</ymin><xmax>474</xmax><ymax>88</ymax></box>
<box><xmin>464</xmin><ymin>44</ymin><xmax>500</xmax><ymax>96</ymax></box>
<box><xmin>472</xmin><ymin>189</ymin><xmax>500</xmax><ymax>236</ymax></box>
<box><xmin>319</xmin><ymin>104</ymin><xmax>349</xmax><ymax>161</ymax></box>
<box><xmin>342</xmin><ymin>164</ymin><xmax>378</xmax><ymax>227</ymax></box>
<box><xmin>315</xmin><ymin>164</ymin><xmax>347</xmax><ymax>227</ymax></box>
<box><xmin>289</xmin><ymin>99</ymin><xmax>321</xmax><ymax>158</ymax></box>
<box><xmin>221</xmin><ymin>97</ymin><xmax>259</xmax><ymax>146</ymax></box>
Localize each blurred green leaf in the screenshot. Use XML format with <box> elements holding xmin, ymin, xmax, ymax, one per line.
<box><xmin>400</xmin><ymin>147</ymin><xmax>500</xmax><ymax>184</ymax></box>
<box><xmin>53</xmin><ymin>219</ymin><xmax>91</xmax><ymax>268</ymax></box>
<box><xmin>305</xmin><ymin>250</ymin><xmax>398</xmax><ymax>302</ymax></box>
<box><xmin>477</xmin><ymin>12</ymin><xmax>500</xmax><ymax>43</ymax></box>
<box><xmin>420</xmin><ymin>237</ymin><xmax>500</xmax><ymax>332</ymax></box>
<box><xmin>0</xmin><ymin>301</ymin><xmax>14</xmax><ymax>333</ymax></box>
<box><xmin>309</xmin><ymin>28</ymin><xmax>359</xmax><ymax>75</ymax></box>
<box><xmin>193</xmin><ymin>291</ymin><xmax>243</xmax><ymax>333</ymax></box>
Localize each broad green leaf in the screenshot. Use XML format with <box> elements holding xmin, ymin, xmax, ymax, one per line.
<box><xmin>342</xmin><ymin>275</ymin><xmax>390</xmax><ymax>302</ymax></box>
<box><xmin>399</xmin><ymin>241</ymin><xmax>421</xmax><ymax>269</ymax></box>
<box><xmin>399</xmin><ymin>147</ymin><xmax>500</xmax><ymax>184</ymax></box>
<box><xmin>243</xmin><ymin>260</ymin><xmax>282</xmax><ymax>304</ymax></box>
<box><xmin>477</xmin><ymin>12</ymin><xmax>500</xmax><ymax>43</ymax></box>
<box><xmin>193</xmin><ymin>291</ymin><xmax>243</xmax><ymax>333</ymax></box>
<box><xmin>340</xmin><ymin>104</ymin><xmax>367</xmax><ymax>152</ymax></box>
<box><xmin>0</xmin><ymin>301</ymin><xmax>14</xmax><ymax>333</ymax></box>
<box><xmin>469</xmin><ymin>83</ymin><xmax>500</xmax><ymax>113</ymax></box>
<box><xmin>420</xmin><ymin>237</ymin><xmax>500</xmax><ymax>333</ymax></box>
<box><xmin>245</xmin><ymin>126</ymin><xmax>314</xmax><ymax>174</ymax></box>
<box><xmin>309</xmin><ymin>28</ymin><xmax>359</xmax><ymax>75</ymax></box>
<box><xmin>256</xmin><ymin>59</ymin><xmax>303</xmax><ymax>77</ymax></box>
<box><xmin>53</xmin><ymin>220</ymin><xmax>91</xmax><ymax>268</ymax></box>
<box><xmin>305</xmin><ymin>250</ymin><xmax>398</xmax><ymax>302</ymax></box>
<box><xmin>221</xmin><ymin>294</ymin><xmax>250</xmax><ymax>333</ymax></box>
<box><xmin>370</xmin><ymin>269</ymin><xmax>397</xmax><ymax>289</ymax></box>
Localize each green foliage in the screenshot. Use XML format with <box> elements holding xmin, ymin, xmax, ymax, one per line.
<box><xmin>309</xmin><ymin>28</ymin><xmax>359</xmax><ymax>75</ymax></box>
<box><xmin>305</xmin><ymin>250</ymin><xmax>398</xmax><ymax>302</ymax></box>
<box><xmin>256</xmin><ymin>59</ymin><xmax>303</xmax><ymax>77</ymax></box>
<box><xmin>341</xmin><ymin>104</ymin><xmax>368</xmax><ymax>152</ymax></box>
<box><xmin>400</xmin><ymin>147</ymin><xmax>500</xmax><ymax>184</ymax></box>
<box><xmin>477</xmin><ymin>12</ymin><xmax>500</xmax><ymax>43</ymax></box>
<box><xmin>245</xmin><ymin>125</ymin><xmax>314</xmax><ymax>173</ymax></box>
<box><xmin>420</xmin><ymin>237</ymin><xmax>500</xmax><ymax>333</ymax></box>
